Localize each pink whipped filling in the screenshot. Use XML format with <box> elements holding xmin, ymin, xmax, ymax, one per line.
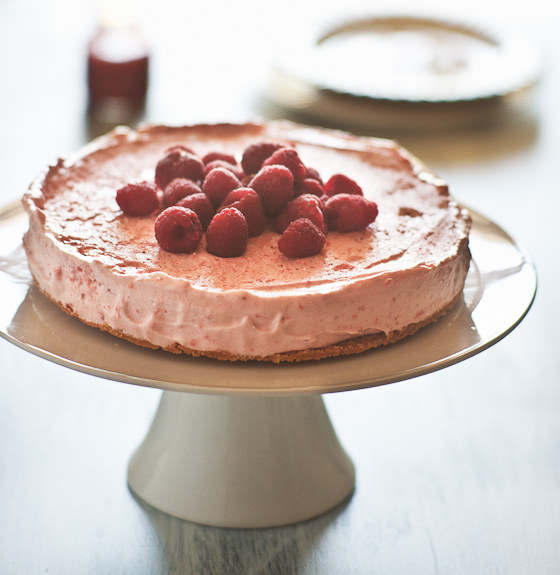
<box><xmin>22</xmin><ymin>122</ymin><xmax>471</xmax><ymax>358</ymax></box>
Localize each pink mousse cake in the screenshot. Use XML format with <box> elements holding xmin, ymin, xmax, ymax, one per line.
<box><xmin>22</xmin><ymin>121</ymin><xmax>471</xmax><ymax>362</ymax></box>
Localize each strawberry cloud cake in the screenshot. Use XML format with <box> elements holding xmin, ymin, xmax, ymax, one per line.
<box><xmin>22</xmin><ymin>121</ymin><xmax>471</xmax><ymax>362</ymax></box>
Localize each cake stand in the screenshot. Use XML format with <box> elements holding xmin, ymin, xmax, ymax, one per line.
<box><xmin>0</xmin><ymin>201</ymin><xmax>536</xmax><ymax>528</ymax></box>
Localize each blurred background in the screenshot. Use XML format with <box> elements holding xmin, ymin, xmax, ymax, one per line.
<box><xmin>0</xmin><ymin>0</ymin><xmax>553</xmax><ymax>204</ymax></box>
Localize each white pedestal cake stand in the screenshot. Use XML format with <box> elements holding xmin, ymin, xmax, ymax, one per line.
<box><xmin>0</xmin><ymin>202</ymin><xmax>536</xmax><ymax>528</ymax></box>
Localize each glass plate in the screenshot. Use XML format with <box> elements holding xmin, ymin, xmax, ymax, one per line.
<box><xmin>270</xmin><ymin>13</ymin><xmax>541</xmax><ymax>104</ymax></box>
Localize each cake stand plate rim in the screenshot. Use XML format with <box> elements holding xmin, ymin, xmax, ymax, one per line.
<box><xmin>0</xmin><ymin>201</ymin><xmax>537</xmax><ymax>396</ymax></box>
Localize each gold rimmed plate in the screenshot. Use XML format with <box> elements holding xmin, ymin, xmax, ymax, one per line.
<box><xmin>266</xmin><ymin>13</ymin><xmax>541</xmax><ymax>130</ymax></box>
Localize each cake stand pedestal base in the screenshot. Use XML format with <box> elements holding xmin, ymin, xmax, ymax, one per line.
<box><xmin>127</xmin><ymin>391</ymin><xmax>355</xmax><ymax>528</ymax></box>
<box><xmin>0</xmin><ymin>203</ymin><xmax>537</xmax><ymax>528</ymax></box>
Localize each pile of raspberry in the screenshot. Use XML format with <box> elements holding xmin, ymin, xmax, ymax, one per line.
<box><xmin>116</xmin><ymin>140</ymin><xmax>379</xmax><ymax>258</ymax></box>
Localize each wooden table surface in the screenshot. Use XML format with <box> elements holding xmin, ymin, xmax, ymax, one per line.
<box><xmin>1</xmin><ymin>1</ymin><xmax>558</xmax><ymax>573</ymax></box>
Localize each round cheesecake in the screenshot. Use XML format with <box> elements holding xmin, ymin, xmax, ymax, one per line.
<box><xmin>22</xmin><ymin>121</ymin><xmax>471</xmax><ymax>362</ymax></box>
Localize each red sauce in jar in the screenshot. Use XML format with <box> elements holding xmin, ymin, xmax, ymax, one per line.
<box><xmin>87</xmin><ymin>26</ymin><xmax>149</xmax><ymax>114</ymax></box>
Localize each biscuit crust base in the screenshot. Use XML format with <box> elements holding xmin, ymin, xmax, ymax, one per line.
<box><xmin>35</xmin><ymin>280</ymin><xmax>462</xmax><ymax>364</ymax></box>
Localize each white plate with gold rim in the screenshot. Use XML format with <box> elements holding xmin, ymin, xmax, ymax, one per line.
<box><xmin>266</xmin><ymin>13</ymin><xmax>541</xmax><ymax>130</ymax></box>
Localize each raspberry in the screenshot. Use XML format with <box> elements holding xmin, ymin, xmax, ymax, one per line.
<box><xmin>202</xmin><ymin>151</ymin><xmax>237</xmax><ymax>166</ymax></box>
<box><xmin>241</xmin><ymin>141</ymin><xmax>284</xmax><ymax>176</ymax></box>
<box><xmin>154</xmin><ymin>206</ymin><xmax>203</xmax><ymax>253</ymax></box>
<box><xmin>165</xmin><ymin>144</ymin><xmax>195</xmax><ymax>155</ymax></box>
<box><xmin>176</xmin><ymin>192</ymin><xmax>215</xmax><ymax>230</ymax></box>
<box><xmin>278</xmin><ymin>218</ymin><xmax>326</xmax><ymax>258</ymax></box>
<box><xmin>202</xmin><ymin>167</ymin><xmax>242</xmax><ymax>207</ymax></box>
<box><xmin>206</xmin><ymin>207</ymin><xmax>249</xmax><ymax>258</ymax></box>
<box><xmin>203</xmin><ymin>159</ymin><xmax>244</xmax><ymax>181</ymax></box>
<box><xmin>163</xmin><ymin>178</ymin><xmax>201</xmax><ymax>207</ymax></box>
<box><xmin>249</xmin><ymin>165</ymin><xmax>294</xmax><ymax>216</ymax></box>
<box><xmin>324</xmin><ymin>173</ymin><xmax>363</xmax><ymax>197</ymax></box>
<box><xmin>154</xmin><ymin>150</ymin><xmax>205</xmax><ymax>190</ymax></box>
<box><xmin>294</xmin><ymin>178</ymin><xmax>324</xmax><ymax>197</ymax></box>
<box><xmin>219</xmin><ymin>187</ymin><xmax>266</xmax><ymax>237</ymax></box>
<box><xmin>240</xmin><ymin>173</ymin><xmax>254</xmax><ymax>186</ymax></box>
<box><xmin>262</xmin><ymin>147</ymin><xmax>306</xmax><ymax>182</ymax></box>
<box><xmin>324</xmin><ymin>194</ymin><xmax>379</xmax><ymax>232</ymax></box>
<box><xmin>304</xmin><ymin>166</ymin><xmax>323</xmax><ymax>184</ymax></box>
<box><xmin>116</xmin><ymin>181</ymin><xmax>159</xmax><ymax>216</ymax></box>
<box><xmin>274</xmin><ymin>194</ymin><xmax>327</xmax><ymax>234</ymax></box>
